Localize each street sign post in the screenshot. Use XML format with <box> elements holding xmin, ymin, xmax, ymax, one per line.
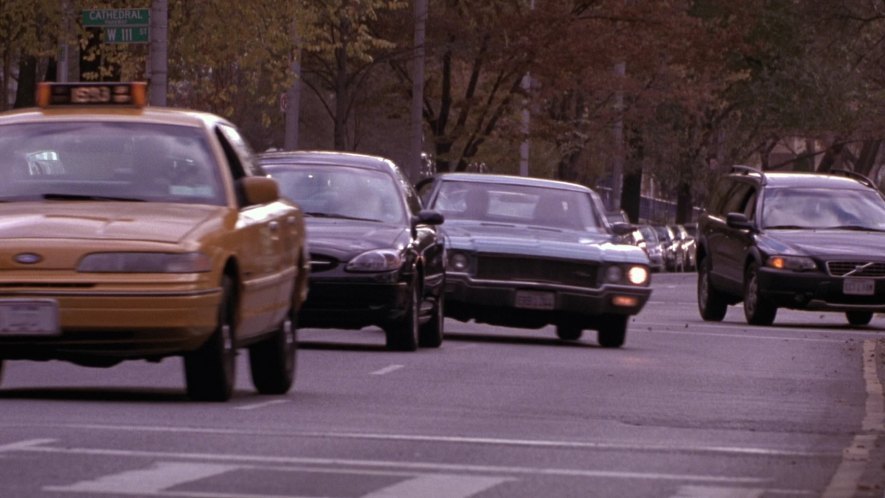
<box><xmin>81</xmin><ymin>8</ymin><xmax>150</xmax><ymax>44</ymax></box>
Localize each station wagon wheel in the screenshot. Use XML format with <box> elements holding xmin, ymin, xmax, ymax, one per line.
<box><xmin>249</xmin><ymin>305</ymin><xmax>297</xmax><ymax>395</ymax></box>
<box><xmin>697</xmin><ymin>257</ymin><xmax>728</xmax><ymax>322</ymax></box>
<box><xmin>597</xmin><ymin>315</ymin><xmax>627</xmax><ymax>348</ymax></box>
<box><xmin>418</xmin><ymin>291</ymin><xmax>444</xmax><ymax>348</ymax></box>
<box><xmin>185</xmin><ymin>275</ymin><xmax>237</xmax><ymax>401</ymax></box>
<box><xmin>385</xmin><ymin>272</ymin><xmax>419</xmax><ymax>351</ymax></box>
<box><xmin>743</xmin><ymin>262</ymin><xmax>777</xmax><ymax>326</ymax></box>
<box><xmin>846</xmin><ymin>311</ymin><xmax>873</xmax><ymax>326</ymax></box>
<box><xmin>555</xmin><ymin>323</ymin><xmax>583</xmax><ymax>341</ymax></box>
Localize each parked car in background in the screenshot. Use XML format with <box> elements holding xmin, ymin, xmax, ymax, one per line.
<box><xmin>654</xmin><ymin>224</ymin><xmax>681</xmax><ymax>272</ymax></box>
<box><xmin>675</xmin><ymin>223</ymin><xmax>697</xmax><ymax>271</ymax></box>
<box><xmin>417</xmin><ymin>173</ymin><xmax>652</xmax><ymax>348</ymax></box>
<box><xmin>0</xmin><ymin>82</ymin><xmax>309</xmax><ymax>401</ymax></box>
<box><xmin>696</xmin><ymin>165</ymin><xmax>885</xmax><ymax>326</ymax></box>
<box><xmin>259</xmin><ymin>151</ymin><xmax>446</xmax><ymax>351</ymax></box>
<box><xmin>636</xmin><ymin>224</ymin><xmax>665</xmax><ymax>272</ymax></box>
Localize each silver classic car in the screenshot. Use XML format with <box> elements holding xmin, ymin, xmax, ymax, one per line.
<box><xmin>417</xmin><ymin>173</ymin><xmax>652</xmax><ymax>348</ymax></box>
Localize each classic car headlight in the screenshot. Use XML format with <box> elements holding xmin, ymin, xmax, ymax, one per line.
<box><xmin>77</xmin><ymin>252</ymin><xmax>212</xmax><ymax>273</ymax></box>
<box><xmin>605</xmin><ymin>266</ymin><xmax>623</xmax><ymax>283</ymax></box>
<box><xmin>345</xmin><ymin>249</ymin><xmax>402</xmax><ymax>272</ymax></box>
<box><xmin>767</xmin><ymin>255</ymin><xmax>816</xmax><ymax>271</ymax></box>
<box><xmin>447</xmin><ymin>252</ymin><xmax>469</xmax><ymax>272</ymax></box>
<box><xmin>627</xmin><ymin>265</ymin><xmax>649</xmax><ymax>285</ymax></box>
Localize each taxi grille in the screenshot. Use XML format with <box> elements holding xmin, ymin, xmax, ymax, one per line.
<box><xmin>476</xmin><ymin>256</ymin><xmax>597</xmax><ymax>288</ymax></box>
<box><xmin>826</xmin><ymin>261</ymin><xmax>885</xmax><ymax>278</ymax></box>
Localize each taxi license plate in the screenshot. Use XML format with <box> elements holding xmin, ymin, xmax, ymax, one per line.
<box><xmin>843</xmin><ymin>279</ymin><xmax>875</xmax><ymax>296</ymax></box>
<box><xmin>0</xmin><ymin>299</ymin><xmax>60</xmax><ymax>336</ymax></box>
<box><xmin>514</xmin><ymin>290</ymin><xmax>555</xmax><ymax>310</ymax></box>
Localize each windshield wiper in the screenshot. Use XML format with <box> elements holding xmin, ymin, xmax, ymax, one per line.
<box><xmin>304</xmin><ymin>211</ymin><xmax>381</xmax><ymax>222</ymax></box>
<box><xmin>824</xmin><ymin>225</ymin><xmax>885</xmax><ymax>232</ymax></box>
<box><xmin>765</xmin><ymin>225</ymin><xmax>807</xmax><ymax>230</ymax></box>
<box><xmin>42</xmin><ymin>193</ymin><xmax>146</xmax><ymax>202</ymax></box>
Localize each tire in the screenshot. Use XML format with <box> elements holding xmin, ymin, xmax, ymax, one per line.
<box><xmin>743</xmin><ymin>263</ymin><xmax>777</xmax><ymax>326</ymax></box>
<box><xmin>249</xmin><ymin>308</ymin><xmax>297</xmax><ymax>395</ymax></box>
<box><xmin>846</xmin><ymin>311</ymin><xmax>873</xmax><ymax>326</ymax></box>
<box><xmin>0</xmin><ymin>359</ymin><xmax>4</xmax><ymax>387</ymax></box>
<box><xmin>418</xmin><ymin>292</ymin><xmax>444</xmax><ymax>348</ymax></box>
<box><xmin>556</xmin><ymin>324</ymin><xmax>583</xmax><ymax>341</ymax></box>
<box><xmin>697</xmin><ymin>258</ymin><xmax>728</xmax><ymax>322</ymax></box>
<box><xmin>385</xmin><ymin>272</ymin><xmax>419</xmax><ymax>351</ymax></box>
<box><xmin>597</xmin><ymin>315</ymin><xmax>628</xmax><ymax>348</ymax></box>
<box><xmin>185</xmin><ymin>275</ymin><xmax>237</xmax><ymax>401</ymax></box>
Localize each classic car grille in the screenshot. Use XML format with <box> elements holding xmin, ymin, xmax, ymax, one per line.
<box><xmin>475</xmin><ymin>256</ymin><xmax>598</xmax><ymax>287</ymax></box>
<box><xmin>309</xmin><ymin>255</ymin><xmax>339</xmax><ymax>273</ymax></box>
<box><xmin>826</xmin><ymin>261</ymin><xmax>885</xmax><ymax>278</ymax></box>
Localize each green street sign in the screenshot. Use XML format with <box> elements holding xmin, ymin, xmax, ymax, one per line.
<box><xmin>82</xmin><ymin>8</ymin><xmax>150</xmax><ymax>27</ymax></box>
<box><xmin>103</xmin><ymin>26</ymin><xmax>149</xmax><ymax>44</ymax></box>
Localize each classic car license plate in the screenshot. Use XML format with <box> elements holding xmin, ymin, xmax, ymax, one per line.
<box><xmin>514</xmin><ymin>290</ymin><xmax>555</xmax><ymax>310</ymax></box>
<box><xmin>843</xmin><ymin>279</ymin><xmax>875</xmax><ymax>296</ymax></box>
<box><xmin>0</xmin><ymin>299</ymin><xmax>60</xmax><ymax>336</ymax></box>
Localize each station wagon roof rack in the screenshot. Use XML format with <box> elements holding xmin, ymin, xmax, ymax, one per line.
<box><xmin>828</xmin><ymin>168</ymin><xmax>877</xmax><ymax>190</ymax></box>
<box><xmin>730</xmin><ymin>165</ymin><xmax>767</xmax><ymax>185</ymax></box>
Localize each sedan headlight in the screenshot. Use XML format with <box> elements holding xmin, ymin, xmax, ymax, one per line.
<box><xmin>77</xmin><ymin>252</ymin><xmax>211</xmax><ymax>273</ymax></box>
<box><xmin>767</xmin><ymin>255</ymin><xmax>816</xmax><ymax>271</ymax></box>
<box><xmin>345</xmin><ymin>249</ymin><xmax>402</xmax><ymax>272</ymax></box>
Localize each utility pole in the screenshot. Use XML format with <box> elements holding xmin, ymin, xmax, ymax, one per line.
<box><xmin>284</xmin><ymin>14</ymin><xmax>302</xmax><ymax>150</ymax></box>
<box><xmin>408</xmin><ymin>0</ymin><xmax>428</xmax><ymax>183</ymax></box>
<box><xmin>149</xmin><ymin>0</ymin><xmax>168</xmax><ymax>106</ymax></box>
<box><xmin>610</xmin><ymin>60</ymin><xmax>625</xmax><ymax>212</ymax></box>
<box><xmin>57</xmin><ymin>0</ymin><xmax>74</xmax><ymax>82</ymax></box>
<box><xmin>519</xmin><ymin>0</ymin><xmax>535</xmax><ymax>177</ymax></box>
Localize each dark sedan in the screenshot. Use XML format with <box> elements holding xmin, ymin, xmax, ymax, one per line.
<box><xmin>259</xmin><ymin>151</ymin><xmax>445</xmax><ymax>351</ymax></box>
<box><xmin>417</xmin><ymin>173</ymin><xmax>652</xmax><ymax>348</ymax></box>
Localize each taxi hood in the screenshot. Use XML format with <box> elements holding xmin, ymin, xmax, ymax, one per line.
<box><xmin>443</xmin><ymin>220</ymin><xmax>647</xmax><ymax>264</ymax></box>
<box><xmin>0</xmin><ymin>202</ymin><xmax>225</xmax><ymax>243</ymax></box>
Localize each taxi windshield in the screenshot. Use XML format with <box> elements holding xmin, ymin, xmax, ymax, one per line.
<box><xmin>0</xmin><ymin>122</ymin><xmax>224</xmax><ymax>205</ymax></box>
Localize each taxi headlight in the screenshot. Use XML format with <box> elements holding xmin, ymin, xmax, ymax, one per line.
<box><xmin>627</xmin><ymin>265</ymin><xmax>649</xmax><ymax>285</ymax></box>
<box><xmin>345</xmin><ymin>249</ymin><xmax>401</xmax><ymax>272</ymax></box>
<box><xmin>78</xmin><ymin>252</ymin><xmax>211</xmax><ymax>273</ymax></box>
<box><xmin>448</xmin><ymin>252</ymin><xmax>469</xmax><ymax>272</ymax></box>
<box><xmin>767</xmin><ymin>255</ymin><xmax>816</xmax><ymax>271</ymax></box>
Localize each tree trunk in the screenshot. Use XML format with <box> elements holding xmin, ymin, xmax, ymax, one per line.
<box><xmin>14</xmin><ymin>55</ymin><xmax>38</xmax><ymax>109</ymax></box>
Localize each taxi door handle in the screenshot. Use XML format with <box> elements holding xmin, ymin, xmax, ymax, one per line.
<box><xmin>268</xmin><ymin>221</ymin><xmax>280</xmax><ymax>232</ymax></box>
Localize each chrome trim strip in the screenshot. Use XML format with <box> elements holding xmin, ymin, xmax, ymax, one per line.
<box><xmin>0</xmin><ymin>288</ymin><xmax>222</xmax><ymax>298</ymax></box>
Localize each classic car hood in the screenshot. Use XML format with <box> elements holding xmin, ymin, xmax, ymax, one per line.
<box><xmin>306</xmin><ymin>218</ymin><xmax>408</xmax><ymax>260</ymax></box>
<box><xmin>0</xmin><ymin>202</ymin><xmax>223</xmax><ymax>243</ymax></box>
<box><xmin>763</xmin><ymin>229</ymin><xmax>885</xmax><ymax>258</ymax></box>
<box><xmin>443</xmin><ymin>220</ymin><xmax>647</xmax><ymax>263</ymax></box>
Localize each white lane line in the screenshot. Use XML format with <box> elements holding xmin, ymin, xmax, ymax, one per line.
<box><xmin>10</xmin><ymin>440</ymin><xmax>769</xmax><ymax>484</ymax></box>
<box><xmin>821</xmin><ymin>339</ymin><xmax>885</xmax><ymax>498</ymax></box>
<box><xmin>0</xmin><ymin>438</ymin><xmax>57</xmax><ymax>452</ymax></box>
<box><xmin>371</xmin><ymin>364</ymin><xmax>404</xmax><ymax>376</ymax></box>
<box><xmin>671</xmin><ymin>485</ymin><xmax>765</xmax><ymax>498</ymax></box>
<box><xmin>44</xmin><ymin>462</ymin><xmax>238</xmax><ymax>494</ymax></box>
<box><xmin>632</xmin><ymin>325</ymin><xmax>861</xmax><ymax>343</ymax></box>
<box><xmin>234</xmin><ymin>399</ymin><xmax>291</xmax><ymax>411</ymax></box>
<box><xmin>362</xmin><ymin>474</ymin><xmax>511</xmax><ymax>498</ymax></box>
<box><xmin>1</xmin><ymin>425</ymin><xmax>833</xmax><ymax>458</ymax></box>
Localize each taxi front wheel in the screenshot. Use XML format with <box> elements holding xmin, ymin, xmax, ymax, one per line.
<box><xmin>184</xmin><ymin>276</ymin><xmax>237</xmax><ymax>402</ymax></box>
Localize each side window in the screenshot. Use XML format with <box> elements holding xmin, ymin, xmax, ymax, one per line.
<box><xmin>216</xmin><ymin>124</ymin><xmax>261</xmax><ymax>177</ymax></box>
<box><xmin>721</xmin><ymin>182</ymin><xmax>753</xmax><ymax>216</ymax></box>
<box><xmin>391</xmin><ymin>165</ymin><xmax>421</xmax><ymax>214</ymax></box>
<box><xmin>707</xmin><ymin>180</ymin><xmax>733</xmax><ymax>216</ymax></box>
<box><xmin>417</xmin><ymin>179</ymin><xmax>437</xmax><ymax>207</ymax></box>
<box><xmin>214</xmin><ymin>127</ymin><xmax>248</xmax><ymax>206</ymax></box>
<box><xmin>744</xmin><ymin>189</ymin><xmax>758</xmax><ymax>220</ymax></box>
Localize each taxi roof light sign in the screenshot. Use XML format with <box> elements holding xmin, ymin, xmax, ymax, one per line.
<box><xmin>37</xmin><ymin>82</ymin><xmax>147</xmax><ymax>108</ymax></box>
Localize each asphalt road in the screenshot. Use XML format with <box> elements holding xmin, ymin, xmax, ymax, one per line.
<box><xmin>1</xmin><ymin>272</ymin><xmax>883</xmax><ymax>498</ymax></box>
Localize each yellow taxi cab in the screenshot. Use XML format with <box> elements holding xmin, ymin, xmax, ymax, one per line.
<box><xmin>0</xmin><ymin>82</ymin><xmax>309</xmax><ymax>401</ymax></box>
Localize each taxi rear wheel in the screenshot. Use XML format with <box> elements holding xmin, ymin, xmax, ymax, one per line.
<box><xmin>249</xmin><ymin>308</ymin><xmax>297</xmax><ymax>395</ymax></box>
<box><xmin>185</xmin><ymin>275</ymin><xmax>237</xmax><ymax>401</ymax></box>
<box><xmin>597</xmin><ymin>315</ymin><xmax>627</xmax><ymax>348</ymax></box>
<box><xmin>846</xmin><ymin>311</ymin><xmax>873</xmax><ymax>326</ymax></box>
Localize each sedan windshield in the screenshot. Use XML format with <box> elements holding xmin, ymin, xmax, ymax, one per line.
<box><xmin>0</xmin><ymin>122</ymin><xmax>224</xmax><ymax>205</ymax></box>
<box><xmin>762</xmin><ymin>187</ymin><xmax>885</xmax><ymax>230</ymax></box>
<box><xmin>433</xmin><ymin>181</ymin><xmax>606</xmax><ymax>231</ymax></box>
<box><xmin>267</xmin><ymin>165</ymin><xmax>407</xmax><ymax>224</ymax></box>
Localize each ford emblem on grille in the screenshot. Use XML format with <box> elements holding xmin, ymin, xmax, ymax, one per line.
<box><xmin>14</xmin><ymin>253</ymin><xmax>42</xmax><ymax>264</ymax></box>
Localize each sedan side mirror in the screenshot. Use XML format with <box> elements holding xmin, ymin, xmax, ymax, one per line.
<box><xmin>726</xmin><ymin>212</ymin><xmax>754</xmax><ymax>231</ymax></box>
<box><xmin>610</xmin><ymin>222</ymin><xmax>634</xmax><ymax>236</ymax></box>
<box><xmin>411</xmin><ymin>209</ymin><xmax>444</xmax><ymax>237</ymax></box>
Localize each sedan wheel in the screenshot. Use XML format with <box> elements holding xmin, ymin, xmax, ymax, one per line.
<box><xmin>385</xmin><ymin>273</ymin><xmax>419</xmax><ymax>351</ymax></box>
<box><xmin>418</xmin><ymin>292</ymin><xmax>444</xmax><ymax>348</ymax></box>
<box><xmin>249</xmin><ymin>307</ymin><xmax>297</xmax><ymax>395</ymax></box>
<box><xmin>185</xmin><ymin>275</ymin><xmax>237</xmax><ymax>401</ymax></box>
<box><xmin>743</xmin><ymin>263</ymin><xmax>776</xmax><ymax>326</ymax></box>
<box><xmin>556</xmin><ymin>323</ymin><xmax>583</xmax><ymax>341</ymax></box>
<box><xmin>846</xmin><ymin>311</ymin><xmax>873</xmax><ymax>326</ymax></box>
<box><xmin>697</xmin><ymin>258</ymin><xmax>728</xmax><ymax>322</ymax></box>
<box><xmin>597</xmin><ymin>315</ymin><xmax>628</xmax><ymax>348</ymax></box>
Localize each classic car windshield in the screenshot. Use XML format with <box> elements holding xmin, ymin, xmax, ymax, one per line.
<box><xmin>434</xmin><ymin>181</ymin><xmax>605</xmax><ymax>231</ymax></box>
<box><xmin>0</xmin><ymin>122</ymin><xmax>224</xmax><ymax>205</ymax></box>
<box><xmin>762</xmin><ymin>187</ymin><xmax>885</xmax><ymax>230</ymax></box>
<box><xmin>269</xmin><ymin>165</ymin><xmax>407</xmax><ymax>224</ymax></box>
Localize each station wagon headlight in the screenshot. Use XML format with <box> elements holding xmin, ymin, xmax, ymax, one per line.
<box><xmin>346</xmin><ymin>249</ymin><xmax>401</xmax><ymax>272</ymax></box>
<box><xmin>767</xmin><ymin>255</ymin><xmax>816</xmax><ymax>271</ymax></box>
<box><xmin>78</xmin><ymin>252</ymin><xmax>212</xmax><ymax>273</ymax></box>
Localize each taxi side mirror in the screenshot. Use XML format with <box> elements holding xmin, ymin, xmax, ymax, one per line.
<box><xmin>239</xmin><ymin>176</ymin><xmax>280</xmax><ymax>206</ymax></box>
